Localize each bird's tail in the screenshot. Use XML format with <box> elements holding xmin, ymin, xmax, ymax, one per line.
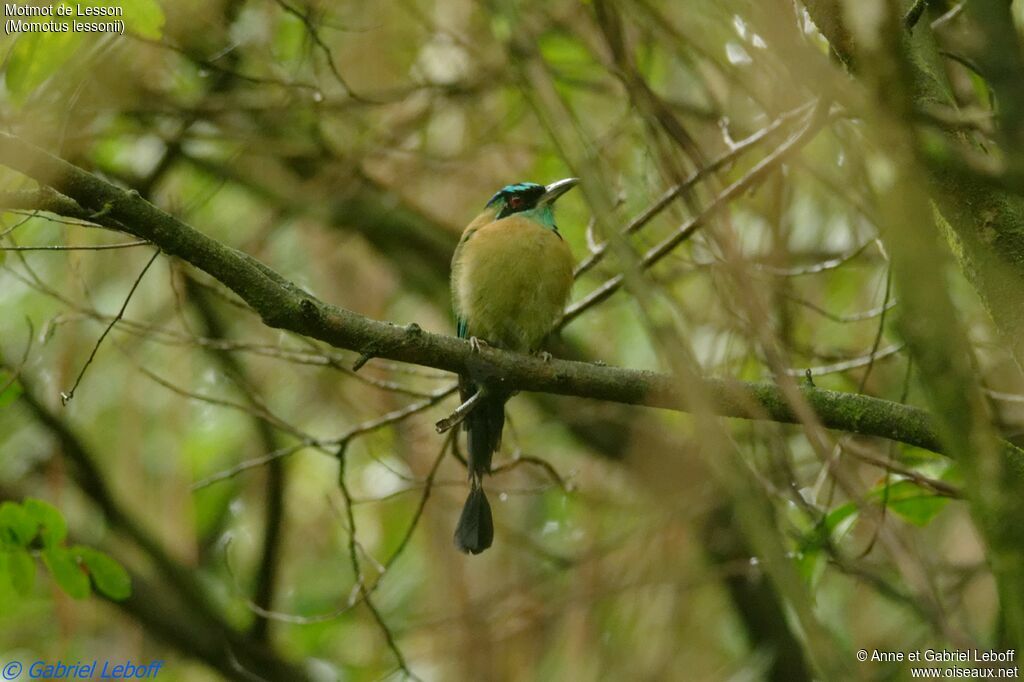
<box><xmin>454</xmin><ymin>386</ymin><xmax>506</xmax><ymax>554</ymax></box>
<box><xmin>454</xmin><ymin>484</ymin><xmax>493</xmax><ymax>555</ymax></box>
<box><xmin>465</xmin><ymin>389</ymin><xmax>506</xmax><ymax>477</ymax></box>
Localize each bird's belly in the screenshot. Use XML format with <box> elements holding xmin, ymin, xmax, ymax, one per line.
<box><xmin>458</xmin><ymin>228</ymin><xmax>572</xmax><ymax>351</ymax></box>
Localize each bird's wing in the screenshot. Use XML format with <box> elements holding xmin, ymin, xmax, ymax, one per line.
<box><xmin>451</xmin><ymin>208</ymin><xmax>497</xmax><ymax>336</ymax></box>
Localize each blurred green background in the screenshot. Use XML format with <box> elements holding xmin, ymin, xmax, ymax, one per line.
<box><xmin>2</xmin><ymin>0</ymin><xmax>1024</xmax><ymax>680</ymax></box>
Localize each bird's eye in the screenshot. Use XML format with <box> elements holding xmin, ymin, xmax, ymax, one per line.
<box><xmin>508</xmin><ymin>196</ymin><xmax>524</xmax><ymax>209</ymax></box>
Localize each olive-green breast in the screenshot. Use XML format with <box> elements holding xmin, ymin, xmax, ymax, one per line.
<box><xmin>452</xmin><ymin>215</ymin><xmax>574</xmax><ymax>351</ymax></box>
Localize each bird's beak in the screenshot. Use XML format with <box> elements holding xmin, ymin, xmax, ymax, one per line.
<box><xmin>538</xmin><ymin>177</ymin><xmax>579</xmax><ymax>206</ymax></box>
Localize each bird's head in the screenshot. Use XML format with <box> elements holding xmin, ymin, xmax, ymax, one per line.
<box><xmin>485</xmin><ymin>178</ymin><xmax>579</xmax><ymax>224</ymax></box>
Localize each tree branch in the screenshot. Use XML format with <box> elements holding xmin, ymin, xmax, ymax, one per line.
<box><xmin>11</xmin><ymin>374</ymin><xmax>310</xmax><ymax>680</ymax></box>
<box><xmin>183</xmin><ymin>276</ymin><xmax>287</xmax><ymax>643</ymax></box>
<box><xmin>0</xmin><ymin>131</ymin><xmax>962</xmax><ymax>457</ymax></box>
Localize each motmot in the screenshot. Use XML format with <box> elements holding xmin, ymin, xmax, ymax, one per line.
<box><xmin>450</xmin><ymin>178</ymin><xmax>578</xmax><ymax>554</ymax></box>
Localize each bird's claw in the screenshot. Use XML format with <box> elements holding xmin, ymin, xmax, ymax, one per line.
<box><xmin>469</xmin><ymin>336</ymin><xmax>489</xmax><ymax>354</ymax></box>
<box><xmin>536</xmin><ymin>350</ymin><xmax>553</xmax><ymax>363</ymax></box>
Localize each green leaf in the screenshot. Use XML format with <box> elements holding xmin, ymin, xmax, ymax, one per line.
<box><xmin>5</xmin><ymin>31</ymin><xmax>84</xmax><ymax>103</ymax></box>
<box><xmin>0</xmin><ymin>372</ymin><xmax>21</xmax><ymax>409</ymax></box>
<box><xmin>75</xmin><ymin>547</ymin><xmax>131</xmax><ymax>600</ymax></box>
<box><xmin>272</xmin><ymin>12</ymin><xmax>306</xmax><ymax>63</ymax></box>
<box><xmin>0</xmin><ymin>502</ymin><xmax>36</xmax><ymax>547</ymax></box>
<box><xmin>793</xmin><ymin>502</ymin><xmax>860</xmax><ymax>590</ymax></box>
<box><xmin>42</xmin><ymin>547</ymin><xmax>90</xmax><ymax>599</ymax></box>
<box><xmin>940</xmin><ymin>461</ymin><xmax>963</xmax><ymax>486</ymax></box>
<box><xmin>795</xmin><ymin>548</ymin><xmax>827</xmax><ymax>589</ymax></box>
<box><xmin>4</xmin><ymin>0</ymin><xmax>163</xmax><ymax>102</ymax></box>
<box><xmin>872</xmin><ymin>480</ymin><xmax>949</xmax><ymax>527</ymax></box>
<box><xmin>824</xmin><ymin>502</ymin><xmax>858</xmax><ymax>537</ymax></box>
<box><xmin>897</xmin><ymin>446</ymin><xmax>947</xmax><ymax>468</ymax></box>
<box><xmin>123</xmin><ymin>0</ymin><xmax>164</xmax><ymax>39</ymax></box>
<box><xmin>23</xmin><ymin>498</ymin><xmax>67</xmax><ymax>547</ymax></box>
<box><xmin>4</xmin><ymin>548</ymin><xmax>36</xmax><ymax>592</ymax></box>
<box><xmin>69</xmin><ymin>0</ymin><xmax>163</xmax><ymax>39</ymax></box>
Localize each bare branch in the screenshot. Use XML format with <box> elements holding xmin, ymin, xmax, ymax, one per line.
<box><xmin>434</xmin><ymin>387</ymin><xmax>486</xmax><ymax>434</ymax></box>
<box><xmin>572</xmin><ymin>101</ymin><xmax>816</xmax><ymax>279</ymax></box>
<box><xmin>60</xmin><ymin>248</ymin><xmax>161</xmax><ymax>405</ymax></box>
<box><xmin>0</xmin><ymin>240</ymin><xmax>149</xmax><ymax>251</ymax></box>
<box><xmin>561</xmin><ymin>105</ymin><xmax>828</xmax><ymax>327</ymax></box>
<box><xmin>0</xmin><ymin>132</ymin><xmax>995</xmax><ymax>460</ymax></box>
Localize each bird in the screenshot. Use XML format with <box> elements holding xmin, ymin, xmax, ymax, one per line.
<box><xmin>449</xmin><ymin>178</ymin><xmax>578</xmax><ymax>554</ymax></box>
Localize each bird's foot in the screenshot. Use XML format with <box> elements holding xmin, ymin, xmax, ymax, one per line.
<box><xmin>469</xmin><ymin>336</ymin><xmax>490</xmax><ymax>354</ymax></box>
<box><xmin>535</xmin><ymin>350</ymin><xmax>553</xmax><ymax>363</ymax></box>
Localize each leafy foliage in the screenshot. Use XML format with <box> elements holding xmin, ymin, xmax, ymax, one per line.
<box><xmin>5</xmin><ymin>0</ymin><xmax>164</xmax><ymax>103</ymax></box>
<box><xmin>0</xmin><ymin>499</ymin><xmax>130</xmax><ymax>601</ymax></box>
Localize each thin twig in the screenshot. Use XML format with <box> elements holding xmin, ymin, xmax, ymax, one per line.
<box><xmin>983</xmin><ymin>389</ymin><xmax>1024</xmax><ymax>404</ymax></box>
<box><xmin>0</xmin><ymin>131</ymin><xmax>991</xmax><ymax>457</ymax></box>
<box><xmin>857</xmin><ymin>269</ymin><xmax>894</xmax><ymax>392</ymax></box>
<box><xmin>0</xmin><ymin>319</ymin><xmax>35</xmax><ymax>398</ymax></box>
<box><xmin>573</xmin><ymin>101</ymin><xmax>816</xmax><ymax>279</ymax></box>
<box><xmin>561</xmin><ymin>104</ymin><xmax>827</xmax><ymax>327</ymax></box>
<box><xmin>190</xmin><ymin>441</ymin><xmax>320</xmax><ymax>491</ymax></box>
<box><xmin>272</xmin><ymin>0</ymin><xmax>370</xmax><ymax>103</ymax></box>
<box><xmin>434</xmin><ymin>387</ymin><xmax>487</xmax><ymax>433</ymax></box>
<box><xmin>136</xmin><ymin>36</ymin><xmax>320</xmax><ymax>91</ymax></box>
<box><xmin>0</xmin><ymin>211</ymin><xmax>39</xmax><ymax>238</ymax></box>
<box><xmin>237</xmin><ymin>415</ymin><xmax>451</xmax><ymax>628</ymax></box>
<box><xmin>492</xmin><ymin>453</ymin><xmax>569</xmax><ymax>491</ymax></box>
<box><xmin>61</xmin><ymin>248</ymin><xmax>160</xmax><ymax>405</ymax></box>
<box><xmin>786</xmin><ymin>295</ymin><xmax>897</xmax><ymax>324</ymax></box>
<box><xmin>784</xmin><ymin>344</ymin><xmax>905</xmax><ymax>378</ymax></box>
<box><xmin>844</xmin><ymin>443</ymin><xmax>961</xmax><ymax>499</ymax></box>
<box><xmin>7</xmin><ymin>258</ymin><xmax>443</xmax><ymax>398</ymax></box>
<box><xmin>931</xmin><ymin>2</ymin><xmax>964</xmax><ymax>29</ymax></box>
<box><xmin>0</xmin><ymin>240</ymin><xmax>149</xmax><ymax>251</ymax></box>
<box><xmin>338</xmin><ymin>384</ymin><xmax>458</xmax><ymax>446</ymax></box>
<box><xmin>336</xmin><ymin>446</ymin><xmax>419</xmax><ymax>680</ymax></box>
<box><xmin>903</xmin><ymin>0</ymin><xmax>928</xmax><ymax>30</ymax></box>
<box><xmin>756</xmin><ymin>239</ymin><xmax>878</xmax><ymax>277</ymax></box>
<box><xmin>381</xmin><ymin>433</ymin><xmax>450</xmax><ymax>571</ymax></box>
<box><xmin>133</xmin><ymin>361</ymin><xmax>315</xmax><ymax>440</ymax></box>
<box><xmin>854</xmin><ymin>358</ymin><xmax>918</xmax><ymax>558</ymax></box>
